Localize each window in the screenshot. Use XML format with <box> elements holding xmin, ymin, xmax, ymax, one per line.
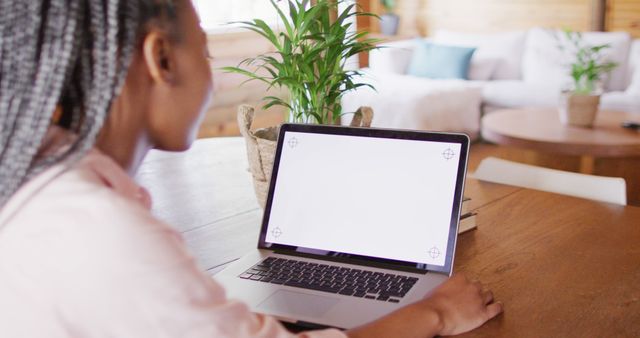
<box><xmin>193</xmin><ymin>0</ymin><xmax>291</xmax><ymax>32</ymax></box>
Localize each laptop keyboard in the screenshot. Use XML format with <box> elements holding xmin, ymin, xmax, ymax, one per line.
<box><xmin>239</xmin><ymin>257</ymin><xmax>418</xmax><ymax>303</ymax></box>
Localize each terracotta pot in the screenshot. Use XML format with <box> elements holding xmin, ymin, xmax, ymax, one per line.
<box><xmin>559</xmin><ymin>92</ymin><xmax>600</xmax><ymax>128</ymax></box>
<box><xmin>237</xmin><ymin>105</ymin><xmax>374</xmax><ymax>208</ymax></box>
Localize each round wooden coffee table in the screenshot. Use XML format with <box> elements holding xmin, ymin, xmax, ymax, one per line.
<box><xmin>482</xmin><ymin>108</ymin><xmax>640</xmax><ymax>205</ymax></box>
<box><xmin>482</xmin><ymin>108</ymin><xmax>640</xmax><ymax>158</ymax></box>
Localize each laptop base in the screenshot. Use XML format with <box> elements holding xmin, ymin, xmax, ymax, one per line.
<box><xmin>214</xmin><ymin>249</ymin><xmax>448</xmax><ymax>330</ymax></box>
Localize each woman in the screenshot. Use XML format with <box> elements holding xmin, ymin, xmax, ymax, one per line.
<box><xmin>0</xmin><ymin>0</ymin><xmax>502</xmax><ymax>337</ymax></box>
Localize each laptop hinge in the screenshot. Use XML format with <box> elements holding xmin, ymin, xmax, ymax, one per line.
<box><xmin>280</xmin><ymin>320</ymin><xmax>344</xmax><ymax>333</ymax></box>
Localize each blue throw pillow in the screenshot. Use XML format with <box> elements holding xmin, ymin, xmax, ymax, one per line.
<box><xmin>407</xmin><ymin>40</ymin><xmax>476</xmax><ymax>80</ymax></box>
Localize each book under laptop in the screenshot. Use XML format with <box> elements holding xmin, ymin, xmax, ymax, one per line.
<box><xmin>215</xmin><ymin>123</ymin><xmax>470</xmax><ymax>330</ymax></box>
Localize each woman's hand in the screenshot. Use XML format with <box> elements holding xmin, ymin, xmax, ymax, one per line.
<box><xmin>346</xmin><ymin>274</ymin><xmax>503</xmax><ymax>338</ymax></box>
<box><xmin>420</xmin><ymin>273</ymin><xmax>503</xmax><ymax>336</ymax></box>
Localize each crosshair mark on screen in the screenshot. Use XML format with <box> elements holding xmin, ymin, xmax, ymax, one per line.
<box><xmin>428</xmin><ymin>247</ymin><xmax>441</xmax><ymax>259</ymax></box>
<box><xmin>442</xmin><ymin>148</ymin><xmax>456</xmax><ymax>160</ymax></box>
<box><xmin>271</xmin><ymin>227</ymin><xmax>283</xmax><ymax>238</ymax></box>
<box><xmin>288</xmin><ymin>137</ymin><xmax>299</xmax><ymax>149</ymax></box>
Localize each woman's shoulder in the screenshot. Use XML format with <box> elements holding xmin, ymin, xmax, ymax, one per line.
<box><xmin>0</xmin><ymin>149</ymin><xmax>160</xmax><ymax>238</ymax></box>
<box><xmin>0</xmin><ymin>150</ymin><xmax>217</xmax><ymax>337</ymax></box>
<box><xmin>0</xmin><ymin>148</ymin><xmax>186</xmax><ymax>274</ymax></box>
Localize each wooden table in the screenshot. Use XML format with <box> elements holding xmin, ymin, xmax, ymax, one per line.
<box><xmin>482</xmin><ymin>108</ymin><xmax>640</xmax><ymax>205</ymax></box>
<box><xmin>482</xmin><ymin>108</ymin><xmax>640</xmax><ymax>164</ymax></box>
<box><xmin>135</xmin><ymin>137</ymin><xmax>640</xmax><ymax>337</ymax></box>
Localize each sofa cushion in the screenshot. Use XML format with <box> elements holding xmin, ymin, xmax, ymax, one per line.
<box><xmin>465</xmin><ymin>57</ymin><xmax>499</xmax><ymax>81</ymax></box>
<box><xmin>482</xmin><ymin>80</ymin><xmax>561</xmax><ymax>110</ymax></box>
<box><xmin>601</xmin><ymin>91</ymin><xmax>640</xmax><ymax>114</ymax></box>
<box><xmin>407</xmin><ymin>41</ymin><xmax>476</xmax><ymax>79</ymax></box>
<box><xmin>369</xmin><ymin>39</ymin><xmax>417</xmax><ymax>75</ymax></box>
<box><xmin>341</xmin><ymin>70</ymin><xmax>484</xmax><ymax>139</ymax></box>
<box><xmin>433</xmin><ymin>30</ymin><xmax>527</xmax><ymax>80</ymax></box>
<box><xmin>522</xmin><ymin>28</ymin><xmax>632</xmax><ymax>92</ymax></box>
<box><xmin>626</xmin><ymin>40</ymin><xmax>640</xmax><ymax>94</ymax></box>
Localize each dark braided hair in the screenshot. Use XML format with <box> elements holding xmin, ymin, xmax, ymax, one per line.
<box><xmin>0</xmin><ymin>0</ymin><xmax>181</xmax><ymax>207</ymax></box>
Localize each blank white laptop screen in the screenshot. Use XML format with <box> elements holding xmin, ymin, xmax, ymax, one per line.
<box><xmin>264</xmin><ymin>131</ymin><xmax>462</xmax><ymax>267</ymax></box>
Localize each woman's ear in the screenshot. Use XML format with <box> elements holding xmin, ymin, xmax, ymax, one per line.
<box><xmin>142</xmin><ymin>31</ymin><xmax>176</xmax><ymax>84</ymax></box>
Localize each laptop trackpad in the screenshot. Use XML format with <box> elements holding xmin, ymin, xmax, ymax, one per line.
<box><xmin>257</xmin><ymin>290</ymin><xmax>340</xmax><ymax>317</ymax></box>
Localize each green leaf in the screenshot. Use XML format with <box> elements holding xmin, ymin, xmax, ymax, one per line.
<box><xmin>271</xmin><ymin>0</ymin><xmax>294</xmax><ymax>38</ymax></box>
<box><xmin>559</xmin><ymin>29</ymin><xmax>618</xmax><ymax>94</ymax></box>
<box><xmin>252</xmin><ymin>19</ymin><xmax>281</xmax><ymax>50</ymax></box>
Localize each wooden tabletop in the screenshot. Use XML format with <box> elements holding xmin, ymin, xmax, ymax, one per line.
<box><xmin>481</xmin><ymin>109</ymin><xmax>640</xmax><ymax>157</ymax></box>
<box><xmin>135</xmin><ymin>137</ymin><xmax>640</xmax><ymax>337</ymax></box>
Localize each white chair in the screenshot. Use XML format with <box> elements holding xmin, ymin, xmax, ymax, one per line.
<box><xmin>471</xmin><ymin>157</ymin><xmax>627</xmax><ymax>205</ymax></box>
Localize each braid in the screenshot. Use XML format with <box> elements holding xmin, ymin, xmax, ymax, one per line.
<box><xmin>0</xmin><ymin>0</ymin><xmax>179</xmax><ymax>207</ymax></box>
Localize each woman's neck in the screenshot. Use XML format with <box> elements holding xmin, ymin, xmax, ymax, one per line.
<box><xmin>95</xmin><ymin>81</ymin><xmax>153</xmax><ymax>176</ymax></box>
<box><xmin>96</xmin><ymin>134</ymin><xmax>152</xmax><ymax>176</ymax></box>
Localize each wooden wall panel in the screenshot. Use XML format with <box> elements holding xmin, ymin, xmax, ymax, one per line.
<box><xmin>390</xmin><ymin>0</ymin><xmax>595</xmax><ymax>36</ymax></box>
<box><xmin>200</xmin><ymin>31</ymin><xmax>286</xmax><ymax>138</ymax></box>
<box><xmin>357</xmin><ymin>0</ymin><xmax>373</xmax><ymax>67</ymax></box>
<box><xmin>607</xmin><ymin>0</ymin><xmax>640</xmax><ymax>38</ymax></box>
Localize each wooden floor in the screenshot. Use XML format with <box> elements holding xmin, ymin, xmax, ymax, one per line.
<box><xmin>468</xmin><ymin>142</ymin><xmax>501</xmax><ymax>172</ymax></box>
<box><xmin>467</xmin><ymin>141</ymin><xmax>640</xmax><ymax>206</ymax></box>
<box><xmin>468</xmin><ymin>141</ymin><xmax>584</xmax><ymax>172</ymax></box>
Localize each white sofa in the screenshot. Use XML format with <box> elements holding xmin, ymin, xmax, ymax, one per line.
<box><xmin>342</xmin><ymin>28</ymin><xmax>640</xmax><ymax>139</ymax></box>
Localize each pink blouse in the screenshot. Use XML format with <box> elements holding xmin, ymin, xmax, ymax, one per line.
<box><xmin>0</xmin><ymin>143</ymin><xmax>346</xmax><ymax>338</ymax></box>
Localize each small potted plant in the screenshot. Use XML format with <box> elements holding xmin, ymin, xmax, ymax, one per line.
<box><xmin>224</xmin><ymin>0</ymin><xmax>378</xmax><ymax>207</ymax></box>
<box><xmin>558</xmin><ymin>30</ymin><xmax>618</xmax><ymax>128</ymax></box>
<box><xmin>380</xmin><ymin>0</ymin><xmax>399</xmax><ymax>36</ymax></box>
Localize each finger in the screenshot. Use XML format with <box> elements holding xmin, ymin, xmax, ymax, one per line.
<box><xmin>481</xmin><ymin>289</ymin><xmax>494</xmax><ymax>305</ymax></box>
<box><xmin>485</xmin><ymin>301</ymin><xmax>504</xmax><ymax>320</ymax></box>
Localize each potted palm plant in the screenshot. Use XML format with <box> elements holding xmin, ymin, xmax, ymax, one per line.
<box><xmin>224</xmin><ymin>0</ymin><xmax>378</xmax><ymax>207</ymax></box>
<box><xmin>380</xmin><ymin>0</ymin><xmax>399</xmax><ymax>35</ymax></box>
<box><xmin>558</xmin><ymin>30</ymin><xmax>618</xmax><ymax>128</ymax></box>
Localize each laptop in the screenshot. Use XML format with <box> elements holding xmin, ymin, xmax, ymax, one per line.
<box><xmin>214</xmin><ymin>123</ymin><xmax>470</xmax><ymax>330</ymax></box>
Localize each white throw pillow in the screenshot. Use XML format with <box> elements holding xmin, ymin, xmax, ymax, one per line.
<box><xmin>522</xmin><ymin>28</ymin><xmax>632</xmax><ymax>92</ymax></box>
<box><xmin>465</xmin><ymin>56</ymin><xmax>498</xmax><ymax>81</ymax></box>
<box><xmin>369</xmin><ymin>39</ymin><xmax>418</xmax><ymax>75</ymax></box>
<box><xmin>433</xmin><ymin>30</ymin><xmax>527</xmax><ymax>80</ymax></box>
